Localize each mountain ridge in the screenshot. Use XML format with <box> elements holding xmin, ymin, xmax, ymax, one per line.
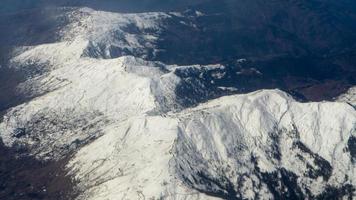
<box><xmin>0</xmin><ymin>5</ymin><xmax>355</xmax><ymax>200</ymax></box>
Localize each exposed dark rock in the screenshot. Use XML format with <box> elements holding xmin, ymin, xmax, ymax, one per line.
<box><xmin>293</xmin><ymin>141</ymin><xmax>333</xmax><ymax>181</ymax></box>
<box><xmin>179</xmin><ymin>166</ymin><xmax>241</xmax><ymax>200</ymax></box>
<box><xmin>348</xmin><ymin>136</ymin><xmax>356</xmax><ymax>163</ymax></box>
<box><xmin>260</xmin><ymin>168</ymin><xmax>306</xmax><ymax>200</ymax></box>
<box><xmin>316</xmin><ymin>184</ymin><xmax>355</xmax><ymax>200</ymax></box>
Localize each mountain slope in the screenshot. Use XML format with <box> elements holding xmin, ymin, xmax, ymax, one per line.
<box><xmin>0</xmin><ymin>6</ymin><xmax>355</xmax><ymax>200</ymax></box>
<box><xmin>68</xmin><ymin>90</ymin><xmax>355</xmax><ymax>200</ymax></box>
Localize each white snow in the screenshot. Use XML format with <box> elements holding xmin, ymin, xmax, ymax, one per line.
<box><xmin>67</xmin><ymin>90</ymin><xmax>355</xmax><ymax>199</ymax></box>
<box><xmin>60</xmin><ymin>7</ymin><xmax>171</xmax><ymax>59</ymax></box>
<box><xmin>1</xmin><ymin>7</ymin><xmax>355</xmax><ymax>200</ymax></box>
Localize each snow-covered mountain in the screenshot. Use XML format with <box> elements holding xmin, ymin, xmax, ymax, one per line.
<box><xmin>0</xmin><ymin>7</ymin><xmax>355</xmax><ymax>200</ymax></box>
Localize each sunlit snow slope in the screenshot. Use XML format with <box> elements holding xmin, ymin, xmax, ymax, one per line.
<box><xmin>0</xmin><ymin>7</ymin><xmax>355</xmax><ymax>200</ymax></box>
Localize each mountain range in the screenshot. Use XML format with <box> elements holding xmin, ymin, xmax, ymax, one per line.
<box><xmin>0</xmin><ymin>1</ymin><xmax>355</xmax><ymax>200</ymax></box>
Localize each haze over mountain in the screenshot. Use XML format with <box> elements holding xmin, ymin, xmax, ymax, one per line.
<box><xmin>0</xmin><ymin>1</ymin><xmax>355</xmax><ymax>200</ymax></box>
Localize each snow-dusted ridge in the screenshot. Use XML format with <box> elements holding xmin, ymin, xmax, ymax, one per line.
<box><xmin>337</xmin><ymin>86</ymin><xmax>356</xmax><ymax>107</ymax></box>
<box><xmin>0</xmin><ymin>7</ymin><xmax>355</xmax><ymax>200</ymax></box>
<box><xmin>67</xmin><ymin>89</ymin><xmax>355</xmax><ymax>199</ymax></box>
<box><xmin>61</xmin><ymin>7</ymin><xmax>171</xmax><ymax>59</ymax></box>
